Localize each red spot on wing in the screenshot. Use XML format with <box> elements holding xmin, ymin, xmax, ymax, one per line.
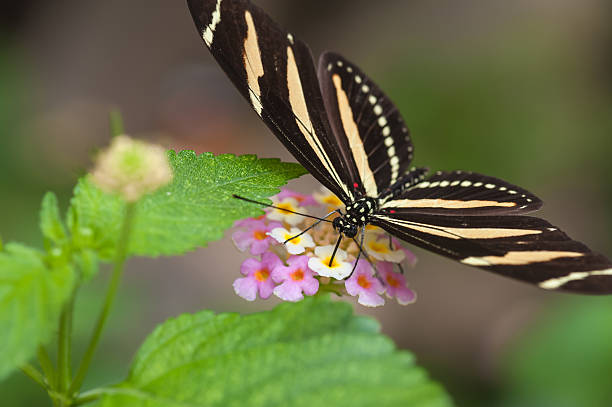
<box><xmin>389</xmin><ymin>210</ymin><xmax>396</xmax><ymax>214</ymax></box>
<box><xmin>353</xmin><ymin>182</ymin><xmax>359</xmax><ymax>188</ymax></box>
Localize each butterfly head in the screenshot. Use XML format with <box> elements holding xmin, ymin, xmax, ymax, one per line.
<box><xmin>332</xmin><ymin>216</ymin><xmax>358</xmax><ymax>238</ymax></box>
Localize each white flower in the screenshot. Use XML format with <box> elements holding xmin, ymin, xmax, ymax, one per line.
<box><xmin>308</xmin><ymin>245</ymin><xmax>353</xmax><ymax>280</ymax></box>
<box><xmin>313</xmin><ymin>187</ymin><xmax>343</xmax><ymax>211</ymax></box>
<box><xmin>268</xmin><ymin>227</ymin><xmax>315</xmax><ymax>255</ymax></box>
<box><xmin>266</xmin><ymin>197</ymin><xmax>307</xmax><ymax>226</ymax></box>
<box><xmin>363</xmin><ymin>233</ymin><xmax>406</xmax><ymax>263</ymax></box>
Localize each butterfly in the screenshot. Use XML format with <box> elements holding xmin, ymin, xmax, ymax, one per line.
<box><xmin>187</xmin><ymin>0</ymin><xmax>612</xmax><ymax>293</ymax></box>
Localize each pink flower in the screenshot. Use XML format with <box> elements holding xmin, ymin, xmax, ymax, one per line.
<box><xmin>391</xmin><ymin>237</ymin><xmax>418</xmax><ymax>267</ymax></box>
<box><xmin>271</xmin><ymin>255</ymin><xmax>319</xmax><ymax>301</ymax></box>
<box><xmin>233</xmin><ymin>214</ymin><xmax>266</xmax><ymax>228</ymax></box>
<box><xmin>232</xmin><ymin>218</ymin><xmax>282</xmax><ymax>255</ymax></box>
<box><xmin>378</xmin><ymin>262</ymin><xmax>416</xmax><ymax>305</ymax></box>
<box><xmin>274</xmin><ymin>187</ymin><xmax>318</xmax><ymax>206</ymax></box>
<box><xmin>345</xmin><ymin>260</ymin><xmax>385</xmax><ymax>307</ymax></box>
<box><xmin>233</xmin><ymin>252</ymin><xmax>282</xmax><ymax>301</ymax></box>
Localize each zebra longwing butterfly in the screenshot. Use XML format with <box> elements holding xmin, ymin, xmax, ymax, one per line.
<box><xmin>187</xmin><ymin>0</ymin><xmax>612</xmax><ymax>293</ymax></box>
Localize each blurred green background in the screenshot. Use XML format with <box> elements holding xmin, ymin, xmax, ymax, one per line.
<box><xmin>1</xmin><ymin>1</ymin><xmax>611</xmax><ymax>406</ymax></box>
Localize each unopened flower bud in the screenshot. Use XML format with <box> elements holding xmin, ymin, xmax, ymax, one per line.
<box><xmin>91</xmin><ymin>135</ymin><xmax>173</xmax><ymax>202</ymax></box>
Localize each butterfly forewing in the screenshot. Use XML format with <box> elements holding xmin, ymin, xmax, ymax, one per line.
<box><xmin>380</xmin><ymin>171</ymin><xmax>542</xmax><ymax>216</ymax></box>
<box><xmin>187</xmin><ymin>0</ymin><xmax>354</xmax><ymax>202</ymax></box>
<box><xmin>318</xmin><ymin>52</ymin><xmax>415</xmax><ymax>198</ymax></box>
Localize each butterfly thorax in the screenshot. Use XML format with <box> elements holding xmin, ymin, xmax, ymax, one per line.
<box><xmin>333</xmin><ymin>197</ymin><xmax>378</xmax><ymax>238</ymax></box>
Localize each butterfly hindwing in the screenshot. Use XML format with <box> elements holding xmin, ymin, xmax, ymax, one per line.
<box><xmin>380</xmin><ymin>170</ymin><xmax>543</xmax><ymax>216</ymax></box>
<box><xmin>318</xmin><ymin>52</ymin><xmax>414</xmax><ymax>199</ymax></box>
<box><xmin>187</xmin><ymin>0</ymin><xmax>354</xmax><ymax>202</ymax></box>
<box><xmin>371</xmin><ymin>213</ymin><xmax>612</xmax><ymax>293</ymax></box>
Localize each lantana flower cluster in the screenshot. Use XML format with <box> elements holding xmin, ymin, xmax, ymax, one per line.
<box><xmin>231</xmin><ymin>188</ymin><xmax>418</xmax><ymax>307</ymax></box>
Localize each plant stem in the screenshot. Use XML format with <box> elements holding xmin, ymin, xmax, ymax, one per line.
<box><xmin>21</xmin><ymin>363</ymin><xmax>47</xmax><ymax>389</ymax></box>
<box><xmin>109</xmin><ymin>110</ymin><xmax>125</xmax><ymax>138</ymax></box>
<box><xmin>68</xmin><ymin>203</ymin><xmax>136</xmax><ymax>396</ymax></box>
<box><xmin>37</xmin><ymin>345</ymin><xmax>57</xmax><ymax>390</ymax></box>
<box><xmin>57</xmin><ymin>295</ymin><xmax>75</xmax><ymax>398</ymax></box>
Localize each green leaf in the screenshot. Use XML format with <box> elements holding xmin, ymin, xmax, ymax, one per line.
<box><xmin>0</xmin><ymin>243</ymin><xmax>75</xmax><ymax>381</ymax></box>
<box><xmin>96</xmin><ymin>296</ymin><xmax>453</xmax><ymax>407</ymax></box>
<box><xmin>501</xmin><ymin>297</ymin><xmax>612</xmax><ymax>407</ymax></box>
<box><xmin>68</xmin><ymin>151</ymin><xmax>306</xmax><ymax>259</ymax></box>
<box><xmin>40</xmin><ymin>191</ymin><xmax>67</xmax><ymax>244</ymax></box>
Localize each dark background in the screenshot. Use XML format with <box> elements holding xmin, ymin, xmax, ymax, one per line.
<box><xmin>1</xmin><ymin>1</ymin><xmax>611</xmax><ymax>406</ymax></box>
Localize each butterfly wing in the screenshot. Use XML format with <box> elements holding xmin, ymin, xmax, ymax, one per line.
<box><xmin>371</xmin><ymin>209</ymin><xmax>612</xmax><ymax>293</ymax></box>
<box><xmin>187</xmin><ymin>0</ymin><xmax>355</xmax><ymax>202</ymax></box>
<box><xmin>318</xmin><ymin>52</ymin><xmax>415</xmax><ymax>199</ymax></box>
<box><xmin>380</xmin><ymin>170</ymin><xmax>542</xmax><ymax>216</ymax></box>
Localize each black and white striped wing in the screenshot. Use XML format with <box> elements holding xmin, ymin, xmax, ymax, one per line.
<box><xmin>380</xmin><ymin>171</ymin><xmax>543</xmax><ymax>216</ymax></box>
<box><xmin>371</xmin><ymin>212</ymin><xmax>612</xmax><ymax>293</ymax></box>
<box><xmin>187</xmin><ymin>0</ymin><xmax>354</xmax><ymax>202</ymax></box>
<box><xmin>318</xmin><ymin>52</ymin><xmax>414</xmax><ymax>199</ymax></box>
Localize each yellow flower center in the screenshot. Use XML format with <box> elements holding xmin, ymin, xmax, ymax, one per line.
<box><xmin>322</xmin><ymin>256</ymin><xmax>341</xmax><ymax>268</ymax></box>
<box><xmin>357</xmin><ymin>275</ymin><xmax>371</xmax><ymax>289</ymax></box>
<box><xmin>253</xmin><ymin>230</ymin><xmax>267</xmax><ymax>240</ymax></box>
<box><xmin>275</xmin><ymin>202</ymin><xmax>296</xmax><ymax>214</ymax></box>
<box><xmin>254</xmin><ymin>268</ymin><xmax>270</xmax><ymax>282</ymax></box>
<box><xmin>368</xmin><ymin>241</ymin><xmax>390</xmax><ymax>254</ymax></box>
<box><xmin>323</xmin><ymin>195</ymin><xmax>342</xmax><ymax>206</ymax></box>
<box><xmin>284</xmin><ymin>233</ymin><xmax>301</xmax><ymax>244</ymax></box>
<box><xmin>290</xmin><ymin>269</ymin><xmax>305</xmax><ymax>281</ymax></box>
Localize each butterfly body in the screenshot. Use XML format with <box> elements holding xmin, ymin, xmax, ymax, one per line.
<box><xmin>334</xmin><ymin>197</ymin><xmax>378</xmax><ymax>238</ymax></box>
<box><xmin>187</xmin><ymin>0</ymin><xmax>612</xmax><ymax>293</ymax></box>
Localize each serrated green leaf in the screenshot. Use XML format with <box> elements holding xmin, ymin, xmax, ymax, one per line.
<box><xmin>0</xmin><ymin>243</ymin><xmax>75</xmax><ymax>381</ymax></box>
<box><xmin>68</xmin><ymin>151</ymin><xmax>306</xmax><ymax>259</ymax></box>
<box><xmin>96</xmin><ymin>296</ymin><xmax>453</xmax><ymax>407</ymax></box>
<box><xmin>40</xmin><ymin>191</ymin><xmax>67</xmax><ymax>244</ymax></box>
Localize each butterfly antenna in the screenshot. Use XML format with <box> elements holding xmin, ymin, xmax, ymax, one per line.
<box><xmin>232</xmin><ymin>194</ymin><xmax>333</xmax><ymax>223</ymax></box>
<box><xmin>285</xmin><ymin>209</ymin><xmax>342</xmax><ymax>244</ymax></box>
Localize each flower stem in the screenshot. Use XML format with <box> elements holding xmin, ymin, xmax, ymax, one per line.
<box><xmin>57</xmin><ymin>294</ymin><xmax>75</xmax><ymax>399</ymax></box>
<box><xmin>68</xmin><ymin>202</ymin><xmax>136</xmax><ymax>396</ymax></box>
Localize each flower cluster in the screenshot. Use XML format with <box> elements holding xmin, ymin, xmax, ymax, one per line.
<box><xmin>231</xmin><ymin>188</ymin><xmax>417</xmax><ymax>307</ymax></box>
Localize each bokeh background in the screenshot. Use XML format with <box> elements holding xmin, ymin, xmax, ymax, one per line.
<box><xmin>1</xmin><ymin>1</ymin><xmax>612</xmax><ymax>406</ymax></box>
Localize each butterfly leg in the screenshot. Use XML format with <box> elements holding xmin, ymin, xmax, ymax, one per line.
<box><xmin>387</xmin><ymin>234</ymin><xmax>405</xmax><ymax>275</ymax></box>
<box><xmin>348</xmin><ymin>227</ymin><xmax>383</xmax><ymax>284</ymax></box>
<box><xmin>328</xmin><ymin>234</ymin><xmax>343</xmax><ymax>267</ymax></box>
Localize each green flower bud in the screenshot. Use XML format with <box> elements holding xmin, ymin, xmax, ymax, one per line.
<box><xmin>91</xmin><ymin>135</ymin><xmax>173</xmax><ymax>202</ymax></box>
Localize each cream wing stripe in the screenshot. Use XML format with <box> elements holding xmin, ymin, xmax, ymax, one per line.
<box><xmin>286</xmin><ymin>48</ymin><xmax>350</xmax><ymax>198</ymax></box>
<box><xmin>376</xmin><ymin>216</ymin><xmax>542</xmax><ymax>240</ymax></box>
<box><xmin>243</xmin><ymin>11</ymin><xmax>264</xmax><ymax>116</ymax></box>
<box><xmin>203</xmin><ymin>0</ymin><xmax>223</xmax><ymax>47</ymax></box>
<box><xmin>382</xmin><ymin>198</ymin><xmax>517</xmax><ymax>209</ymax></box>
<box><xmin>539</xmin><ymin>268</ymin><xmax>612</xmax><ymax>290</ymax></box>
<box><xmin>331</xmin><ymin>74</ymin><xmax>378</xmax><ymax>197</ymax></box>
<box><xmin>461</xmin><ymin>251</ymin><xmax>584</xmax><ymax>266</ymax></box>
